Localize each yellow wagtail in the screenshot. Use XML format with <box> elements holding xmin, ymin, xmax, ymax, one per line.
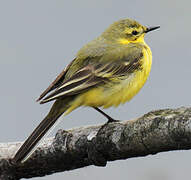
<box><xmin>13</xmin><ymin>18</ymin><xmax>159</xmax><ymax>163</ymax></box>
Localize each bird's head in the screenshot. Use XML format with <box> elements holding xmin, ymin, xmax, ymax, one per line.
<box><xmin>102</xmin><ymin>18</ymin><xmax>160</xmax><ymax>44</ymax></box>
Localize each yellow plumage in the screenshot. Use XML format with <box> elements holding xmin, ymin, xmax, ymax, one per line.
<box><xmin>13</xmin><ymin>18</ymin><xmax>159</xmax><ymax>164</ymax></box>
<box><xmin>67</xmin><ymin>39</ymin><xmax>152</xmax><ymax>112</ymax></box>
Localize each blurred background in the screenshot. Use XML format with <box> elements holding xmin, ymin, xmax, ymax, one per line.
<box><xmin>0</xmin><ymin>0</ymin><xmax>190</xmax><ymax>179</ymax></box>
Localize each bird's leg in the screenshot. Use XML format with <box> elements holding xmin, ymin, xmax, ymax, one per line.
<box><xmin>93</xmin><ymin>107</ymin><xmax>119</xmax><ymax>123</ymax></box>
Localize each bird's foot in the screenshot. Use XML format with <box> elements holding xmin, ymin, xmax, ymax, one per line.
<box><xmin>106</xmin><ymin>117</ymin><xmax>120</xmax><ymax>123</ymax></box>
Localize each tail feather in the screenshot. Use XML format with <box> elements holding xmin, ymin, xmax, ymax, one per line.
<box><xmin>13</xmin><ymin>97</ymin><xmax>74</xmax><ymax>164</ymax></box>
<box><xmin>13</xmin><ymin>113</ymin><xmax>62</xmax><ymax>163</ymax></box>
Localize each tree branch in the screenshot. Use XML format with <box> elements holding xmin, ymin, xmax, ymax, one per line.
<box><xmin>1</xmin><ymin>107</ymin><xmax>191</xmax><ymax>179</ymax></box>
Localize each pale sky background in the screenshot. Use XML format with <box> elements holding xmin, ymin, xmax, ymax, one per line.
<box><xmin>0</xmin><ymin>0</ymin><xmax>190</xmax><ymax>180</ymax></box>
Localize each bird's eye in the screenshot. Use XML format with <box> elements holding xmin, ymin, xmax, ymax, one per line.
<box><xmin>132</xmin><ymin>30</ymin><xmax>138</xmax><ymax>35</ymax></box>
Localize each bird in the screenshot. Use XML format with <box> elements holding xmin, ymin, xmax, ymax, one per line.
<box><xmin>13</xmin><ymin>18</ymin><xmax>160</xmax><ymax>164</ymax></box>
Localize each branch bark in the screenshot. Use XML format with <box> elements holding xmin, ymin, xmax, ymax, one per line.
<box><xmin>1</xmin><ymin>107</ymin><xmax>191</xmax><ymax>179</ymax></box>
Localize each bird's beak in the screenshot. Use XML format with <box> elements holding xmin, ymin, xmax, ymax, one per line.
<box><xmin>145</xmin><ymin>26</ymin><xmax>160</xmax><ymax>33</ymax></box>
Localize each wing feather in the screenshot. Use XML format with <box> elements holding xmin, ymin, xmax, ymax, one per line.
<box><xmin>37</xmin><ymin>58</ymin><xmax>76</xmax><ymax>101</ymax></box>
<box><xmin>39</xmin><ymin>66</ymin><xmax>106</xmax><ymax>104</ymax></box>
<box><xmin>38</xmin><ymin>44</ymin><xmax>144</xmax><ymax>104</ymax></box>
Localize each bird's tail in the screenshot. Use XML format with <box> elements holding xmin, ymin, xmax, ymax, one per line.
<box><xmin>13</xmin><ymin>97</ymin><xmax>74</xmax><ymax>164</ymax></box>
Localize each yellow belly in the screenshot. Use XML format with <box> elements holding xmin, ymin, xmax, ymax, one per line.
<box><xmin>82</xmin><ymin>46</ymin><xmax>152</xmax><ymax>108</ymax></box>
<box><xmin>65</xmin><ymin>44</ymin><xmax>152</xmax><ymax>115</ymax></box>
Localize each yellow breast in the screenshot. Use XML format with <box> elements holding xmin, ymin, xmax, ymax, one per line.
<box><xmin>102</xmin><ymin>44</ymin><xmax>152</xmax><ymax>108</ymax></box>
<box><xmin>116</xmin><ymin>44</ymin><xmax>152</xmax><ymax>105</ymax></box>
<box><xmin>66</xmin><ymin>42</ymin><xmax>152</xmax><ymax>114</ymax></box>
<box><xmin>78</xmin><ymin>44</ymin><xmax>152</xmax><ymax>109</ymax></box>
